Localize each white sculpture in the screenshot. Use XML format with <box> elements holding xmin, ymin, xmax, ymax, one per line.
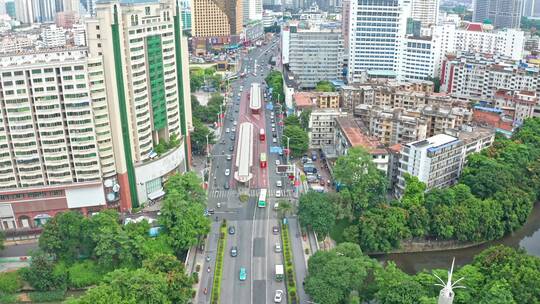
<box><xmin>435</xmin><ymin>258</ymin><xmax>466</xmax><ymax>304</ymax></box>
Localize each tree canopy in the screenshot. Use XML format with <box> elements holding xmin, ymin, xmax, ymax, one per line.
<box><xmin>298</xmin><ymin>191</ymin><xmax>337</xmax><ymax>236</ymax></box>
<box><xmin>305</xmin><ymin>245</ymin><xmax>540</xmax><ymax>304</ymax></box>
<box><xmin>315</xmin><ymin>80</ymin><xmax>336</xmax><ymax>92</ymax></box>
<box><xmin>265</xmin><ymin>71</ymin><xmax>284</xmax><ymax>102</ymax></box>
<box><xmin>282</xmin><ymin>125</ymin><xmax>309</xmax><ymax>157</ymax></box>
<box><xmin>190</xmin><ymin>117</ymin><xmax>216</xmax><ymax>155</ymax></box>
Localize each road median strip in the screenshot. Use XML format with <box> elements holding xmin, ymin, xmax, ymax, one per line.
<box><xmin>281</xmin><ymin>221</ymin><xmax>299</xmax><ymax>304</ymax></box>
<box><xmin>211</xmin><ymin>220</ymin><xmax>227</xmax><ymax>304</ymax></box>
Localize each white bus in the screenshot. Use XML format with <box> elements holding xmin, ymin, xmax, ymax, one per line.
<box><xmin>258</xmin><ymin>189</ymin><xmax>267</xmax><ymax>207</ymax></box>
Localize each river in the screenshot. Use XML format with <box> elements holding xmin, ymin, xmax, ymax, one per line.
<box><xmin>378</xmin><ymin>202</ymin><xmax>540</xmax><ymax>274</ymax></box>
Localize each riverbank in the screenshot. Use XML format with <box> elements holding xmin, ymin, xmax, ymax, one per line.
<box><xmin>368</xmin><ymin>238</ymin><xmax>487</xmax><ymax>256</ymax></box>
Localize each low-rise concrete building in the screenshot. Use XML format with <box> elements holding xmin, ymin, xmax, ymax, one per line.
<box><xmin>308</xmin><ymin>108</ymin><xmax>347</xmax><ymax>150</ymax></box>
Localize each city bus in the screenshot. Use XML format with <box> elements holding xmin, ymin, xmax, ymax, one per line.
<box><xmin>260</xmin><ymin>152</ymin><xmax>267</xmax><ymax>168</ymax></box>
<box><xmin>259</xmin><ymin>128</ymin><xmax>265</xmax><ymax>141</ymax></box>
<box><xmin>258</xmin><ymin>189</ymin><xmax>267</xmax><ymax>208</ymax></box>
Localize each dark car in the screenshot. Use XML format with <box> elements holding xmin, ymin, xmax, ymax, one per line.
<box><xmin>272</xmin><ymin>226</ymin><xmax>280</xmax><ymax>235</ymax></box>
<box><xmin>228</xmin><ymin>226</ymin><xmax>236</xmax><ymax>235</ymax></box>
<box><xmin>230</xmin><ymin>134</ymin><xmax>236</xmax><ymax>141</ymax></box>
<box><xmin>229</xmin><ymin>146</ymin><xmax>234</xmax><ymax>152</ymax></box>
<box><xmin>224</xmin><ymin>182</ymin><xmax>230</xmax><ymax>190</ymax></box>
<box><xmin>207</xmin><ymin>208</ymin><xmax>215</xmax><ymax>215</ymax></box>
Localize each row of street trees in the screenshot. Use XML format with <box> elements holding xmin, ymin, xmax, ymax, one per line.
<box><xmin>190</xmin><ymin>95</ymin><xmax>219</xmax><ymax>155</ymax></box>
<box><xmin>304</xmin><ymin>243</ymin><xmax>540</xmax><ymax>304</ymax></box>
<box><xmin>297</xmin><ymin>117</ymin><xmax>540</xmax><ymax>253</ymax></box>
<box><xmin>190</xmin><ymin>67</ymin><xmax>222</xmax><ymax>92</ymax></box>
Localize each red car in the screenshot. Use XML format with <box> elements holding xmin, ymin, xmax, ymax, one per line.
<box><xmin>320</xmin><ymin>180</ymin><xmax>325</xmax><ymax>186</ymax></box>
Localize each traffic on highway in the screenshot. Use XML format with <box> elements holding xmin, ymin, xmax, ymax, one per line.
<box><xmin>196</xmin><ymin>35</ymin><xmax>290</xmax><ymax>304</ymax></box>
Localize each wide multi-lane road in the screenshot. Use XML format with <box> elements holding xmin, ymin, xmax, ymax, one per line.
<box><xmin>197</xmin><ymin>36</ymin><xmax>289</xmax><ymax>304</ymax></box>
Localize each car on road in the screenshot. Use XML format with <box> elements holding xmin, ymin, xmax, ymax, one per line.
<box><xmin>230</xmin><ymin>134</ymin><xmax>235</xmax><ymax>140</ymax></box>
<box><xmin>275</xmin><ymin>159</ymin><xmax>280</xmax><ymax>166</ymax></box>
<box><xmin>273</xmin><ymin>133</ymin><xmax>277</xmax><ymax>138</ymax></box>
<box><xmin>229</xmin><ymin>146</ymin><xmax>234</xmax><ymax>151</ymax></box>
<box><xmin>226</xmin><ymin>154</ymin><xmax>232</xmax><ymax>160</ymax></box>
<box><xmin>239</xmin><ymin>267</ymin><xmax>247</xmax><ymax>281</ymax></box>
<box><xmin>272</xmin><ymin>226</ymin><xmax>280</xmax><ymax>235</ymax></box>
<box><xmin>274</xmin><ymin>290</ymin><xmax>283</xmax><ymax>303</ymax></box>
<box><xmin>223</xmin><ymin>182</ymin><xmax>230</xmax><ymax>190</ymax></box>
<box><xmin>275</xmin><ymin>190</ymin><xmax>282</xmax><ymax>197</ymax></box>
<box><xmin>231</xmin><ymin>127</ymin><xmax>236</xmax><ymax>132</ymax></box>
<box><xmin>271</xmin><ymin>118</ymin><xmax>275</xmax><ymax>123</ymax></box>
<box><xmin>275</xmin><ymin>243</ymin><xmax>282</xmax><ymax>253</ymax></box>
<box><xmin>228</xmin><ymin>226</ymin><xmax>236</xmax><ymax>235</ymax></box>
<box><xmin>276</xmin><ymin>180</ymin><xmax>282</xmax><ymax>187</ymax></box>
<box><xmin>217</xmin><ymin>202</ymin><xmax>221</xmax><ymax>208</ymax></box>
<box><xmin>271</xmin><ymin>123</ymin><xmax>275</xmax><ymax>127</ymax></box>
<box><xmin>272</xmin><ymin>127</ymin><xmax>275</xmax><ymax>132</ymax></box>
<box><xmin>207</xmin><ymin>208</ymin><xmax>215</xmax><ymax>215</ymax></box>
<box><xmin>234</xmin><ymin>121</ymin><xmax>237</xmax><ymax>126</ymax></box>
<box><xmin>230</xmin><ymin>246</ymin><xmax>238</xmax><ymax>257</ymax></box>
<box><xmin>225</xmin><ymin>169</ymin><xmax>230</xmax><ymax>176</ymax></box>
<box><xmin>226</xmin><ymin>128</ymin><xmax>230</xmax><ymax>133</ymax></box>
<box><xmin>230</xmin><ymin>117</ymin><xmax>234</xmax><ymax>121</ymax></box>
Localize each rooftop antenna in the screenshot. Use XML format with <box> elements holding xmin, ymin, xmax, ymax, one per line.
<box><xmin>434</xmin><ymin>258</ymin><xmax>466</xmax><ymax>304</ymax></box>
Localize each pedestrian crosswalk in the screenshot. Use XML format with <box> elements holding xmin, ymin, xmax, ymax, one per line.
<box><xmin>208</xmin><ymin>189</ymin><xmax>294</xmax><ymax>199</ymax></box>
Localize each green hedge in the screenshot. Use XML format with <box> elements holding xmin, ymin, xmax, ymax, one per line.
<box><xmin>0</xmin><ymin>272</ymin><xmax>22</xmax><ymax>295</ymax></box>
<box><xmin>28</xmin><ymin>290</ymin><xmax>66</xmax><ymax>302</ymax></box>
<box><xmin>281</xmin><ymin>223</ymin><xmax>298</xmax><ymax>304</ymax></box>
<box><xmin>210</xmin><ymin>223</ymin><xmax>227</xmax><ymax>304</ymax></box>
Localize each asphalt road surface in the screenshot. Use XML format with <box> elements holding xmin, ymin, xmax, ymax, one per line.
<box><xmin>197</xmin><ymin>36</ymin><xmax>288</xmax><ymax>304</ymax></box>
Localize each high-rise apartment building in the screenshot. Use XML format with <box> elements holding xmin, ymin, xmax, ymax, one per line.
<box><xmin>410</xmin><ymin>0</ymin><xmax>439</xmax><ymax>26</ymax></box>
<box><xmin>243</xmin><ymin>0</ymin><xmax>262</xmax><ymax>23</ymax></box>
<box><xmin>473</xmin><ymin>0</ymin><xmax>522</xmax><ymax>29</ymax></box>
<box><xmin>89</xmin><ymin>0</ymin><xmax>192</xmax><ymax>210</ymax></box>
<box><xmin>282</xmin><ymin>21</ymin><xmax>344</xmax><ymax>88</ymax></box>
<box><xmin>523</xmin><ymin>0</ymin><xmax>540</xmax><ymax>18</ymax></box>
<box><xmin>14</xmin><ymin>0</ymin><xmax>33</xmax><ymax>24</ymax></box>
<box><xmin>348</xmin><ymin>0</ymin><xmax>410</xmax><ymax>83</ymax></box>
<box><xmin>0</xmin><ymin>49</ymin><xmax>110</xmax><ymax>229</ymax></box>
<box><xmin>32</xmin><ymin>0</ymin><xmax>56</xmax><ymax>22</ymax></box>
<box><xmin>191</xmin><ymin>0</ymin><xmax>242</xmax><ymax>38</ymax></box>
<box><xmin>0</xmin><ymin>0</ymin><xmax>193</xmax><ymax>230</ymax></box>
<box><xmin>42</xmin><ymin>25</ymin><xmax>66</xmax><ymax>48</ymax></box>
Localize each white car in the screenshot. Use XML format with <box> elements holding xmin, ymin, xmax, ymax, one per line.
<box><xmin>274</xmin><ymin>243</ymin><xmax>282</xmax><ymax>253</ymax></box>
<box><xmin>274</xmin><ymin>290</ymin><xmax>283</xmax><ymax>303</ymax></box>
<box><xmin>272</xmin><ymin>138</ymin><xmax>277</xmax><ymax>143</ymax></box>
<box><xmin>275</xmin><ymin>190</ymin><xmax>282</xmax><ymax>197</ymax></box>
<box><xmin>226</xmin><ymin>128</ymin><xmax>230</xmax><ymax>133</ymax></box>
<box><xmin>225</xmin><ymin>169</ymin><xmax>230</xmax><ymax>176</ymax></box>
<box><xmin>276</xmin><ymin>180</ymin><xmax>282</xmax><ymax>187</ymax></box>
<box><xmin>275</xmin><ymin>159</ymin><xmax>281</xmax><ymax>166</ymax></box>
<box><xmin>232</xmin><ymin>127</ymin><xmax>236</xmax><ymax>132</ymax></box>
<box><xmin>217</xmin><ymin>202</ymin><xmax>222</xmax><ymax>208</ymax></box>
<box><xmin>233</xmin><ymin>121</ymin><xmax>238</xmax><ymax>126</ymax></box>
<box><xmin>271</xmin><ymin>123</ymin><xmax>275</xmax><ymax>128</ymax></box>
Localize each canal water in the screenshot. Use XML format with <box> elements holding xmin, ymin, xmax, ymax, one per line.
<box><xmin>378</xmin><ymin>202</ymin><xmax>540</xmax><ymax>274</ymax></box>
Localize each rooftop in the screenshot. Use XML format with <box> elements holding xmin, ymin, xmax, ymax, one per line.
<box><xmin>409</xmin><ymin>134</ymin><xmax>458</xmax><ymax>149</ymax></box>
<box><xmin>336</xmin><ymin>116</ymin><xmax>387</xmax><ymax>155</ymax></box>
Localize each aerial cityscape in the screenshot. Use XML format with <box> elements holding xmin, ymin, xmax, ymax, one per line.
<box><xmin>0</xmin><ymin>0</ymin><xmax>539</xmax><ymax>303</ymax></box>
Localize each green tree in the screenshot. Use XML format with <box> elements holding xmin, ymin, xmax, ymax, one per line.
<box><xmin>160</xmin><ymin>189</ymin><xmax>210</xmax><ymax>252</ymax></box>
<box><xmin>265</xmin><ymin>71</ymin><xmax>284</xmax><ymax>102</ymax></box>
<box><xmin>143</xmin><ymin>254</ymin><xmax>194</xmax><ymax>303</ymax></box>
<box><xmin>333</xmin><ymin>147</ymin><xmax>388</xmax><ymax>215</ymax></box>
<box><xmin>478</xmin><ymin>280</ymin><xmax>516</xmax><ymax>304</ymax></box>
<box><xmin>189</xmin><ymin>68</ymin><xmax>205</xmax><ymax>92</ymax></box>
<box><xmin>282</xmin><ymin>125</ymin><xmax>308</xmax><ymax>157</ymax></box>
<box><xmin>284</xmin><ymin>115</ymin><xmax>301</xmax><ymax>127</ymax></box>
<box><xmin>298</xmin><ymin>191</ymin><xmax>337</xmax><ymax>236</ymax></box>
<box><xmin>374</xmin><ymin>262</ymin><xmax>426</xmax><ymax>304</ymax></box>
<box><xmin>276</xmin><ymin>200</ymin><xmax>294</xmax><ymax>218</ymax></box>
<box><xmin>70</xmin><ymin>268</ymin><xmax>170</xmax><ymax>304</ymax></box>
<box><xmin>315</xmin><ymin>80</ymin><xmax>336</xmax><ymax>92</ymax></box>
<box><xmin>191</xmin><ymin>118</ymin><xmax>216</xmax><ymax>155</ymax></box>
<box><xmin>299</xmin><ymin>108</ymin><xmax>311</xmax><ymax>130</ymax></box>
<box><xmin>358</xmin><ymin>206</ymin><xmax>410</xmax><ymax>252</ymax></box>
<box><xmin>305</xmin><ymin>243</ymin><xmax>375</xmax><ymax>304</ymax></box>
<box><xmin>38</xmin><ymin>211</ymin><xmax>88</xmax><ymax>262</ymax></box>
<box><xmin>20</xmin><ymin>250</ymin><xmax>67</xmax><ymax>291</ymax></box>
<box><xmin>164</xmin><ymin>172</ymin><xmax>207</xmax><ymax>205</ymax></box>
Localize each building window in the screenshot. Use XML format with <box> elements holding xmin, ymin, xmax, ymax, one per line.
<box><xmin>146</xmin><ymin>177</ymin><xmax>162</xmax><ymax>194</ymax></box>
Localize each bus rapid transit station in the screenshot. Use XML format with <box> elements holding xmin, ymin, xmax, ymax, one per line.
<box><xmin>249</xmin><ymin>82</ymin><xmax>262</xmax><ymax>114</ymax></box>
<box><xmin>234</xmin><ymin>122</ymin><xmax>254</xmax><ymax>184</ymax></box>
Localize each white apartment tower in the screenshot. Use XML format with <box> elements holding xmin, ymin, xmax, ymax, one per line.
<box><xmin>243</xmin><ymin>0</ymin><xmax>262</xmax><ymax>23</ymax></box>
<box><xmin>42</xmin><ymin>25</ymin><xmax>67</xmax><ymax>48</ymax></box>
<box><xmin>0</xmin><ymin>49</ymin><xmax>111</xmax><ymax>229</ymax></box>
<box><xmin>89</xmin><ymin>0</ymin><xmax>193</xmax><ymax>210</ymax></box>
<box><xmin>348</xmin><ymin>0</ymin><xmax>411</xmax><ymax>83</ymax></box>
<box><xmin>410</xmin><ymin>0</ymin><xmax>439</xmax><ymax>26</ymax></box>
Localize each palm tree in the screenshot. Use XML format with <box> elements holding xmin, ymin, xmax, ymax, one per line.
<box><xmin>277</xmin><ymin>200</ymin><xmax>294</xmax><ymax>219</ymax></box>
